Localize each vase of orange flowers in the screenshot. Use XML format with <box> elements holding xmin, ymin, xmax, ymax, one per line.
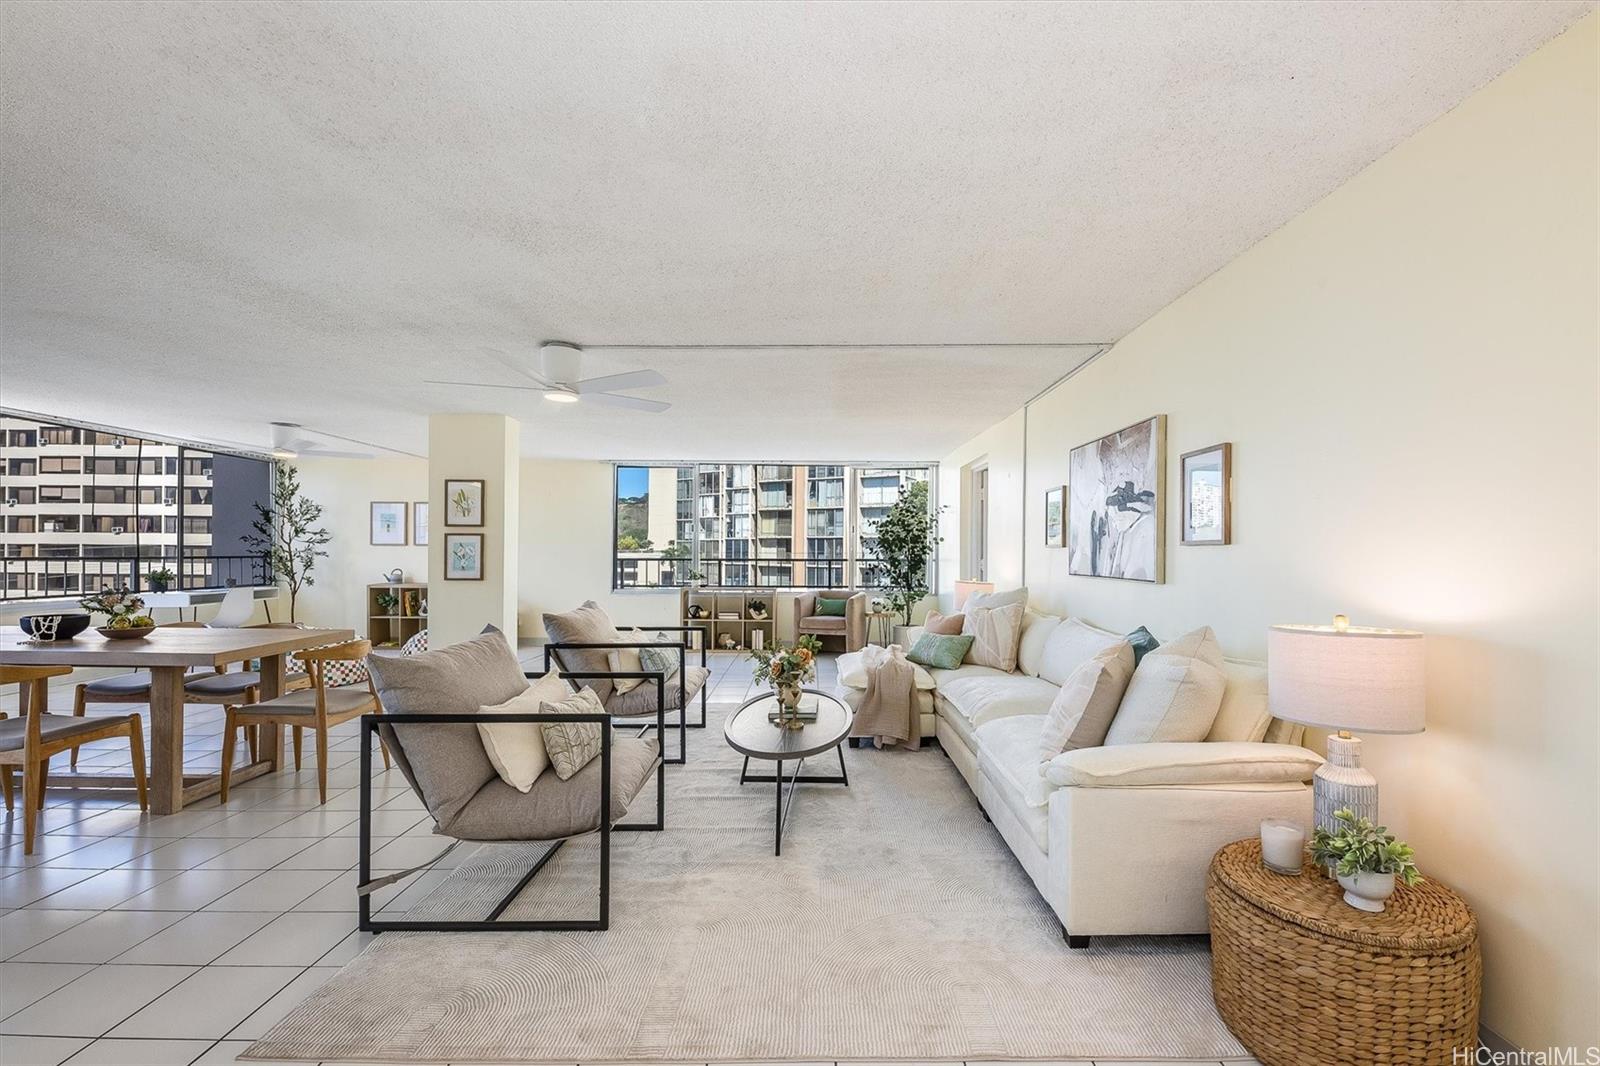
<box><xmin>749</xmin><ymin>635</ymin><xmax>822</xmax><ymax>730</ymax></box>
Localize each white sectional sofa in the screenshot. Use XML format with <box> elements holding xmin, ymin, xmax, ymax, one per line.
<box><xmin>835</xmin><ymin>609</ymin><xmax>1322</xmax><ymax>946</ymax></box>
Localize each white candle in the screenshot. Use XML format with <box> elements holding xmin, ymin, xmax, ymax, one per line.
<box><xmin>1260</xmin><ymin>818</ymin><xmax>1306</xmax><ymax>875</ymax></box>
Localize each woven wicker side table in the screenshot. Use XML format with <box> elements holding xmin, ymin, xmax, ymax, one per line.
<box><xmin>1207</xmin><ymin>838</ymin><xmax>1481</xmax><ymax>1066</ymax></box>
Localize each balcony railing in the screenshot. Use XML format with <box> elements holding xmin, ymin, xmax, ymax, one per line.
<box><xmin>1</xmin><ymin>553</ymin><xmax>272</xmax><ymax>602</ymax></box>
<box><xmin>613</xmin><ymin>554</ymin><xmax>894</xmax><ymax>591</ymax></box>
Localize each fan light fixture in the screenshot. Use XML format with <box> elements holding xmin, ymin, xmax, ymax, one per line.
<box><xmin>543</xmin><ymin>390</ymin><xmax>580</xmax><ymax>404</ymax></box>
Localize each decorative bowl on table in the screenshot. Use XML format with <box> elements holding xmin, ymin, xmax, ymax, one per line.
<box><xmin>98</xmin><ymin>625</ymin><xmax>157</xmax><ymax>640</ymax></box>
<box><xmin>20</xmin><ymin>613</ymin><xmax>94</xmax><ymax>642</ymax></box>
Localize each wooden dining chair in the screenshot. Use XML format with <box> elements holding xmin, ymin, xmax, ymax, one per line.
<box><xmin>220</xmin><ymin>639</ymin><xmax>389</xmax><ymax>804</ymax></box>
<box><xmin>1</xmin><ymin>664</ymin><xmax>148</xmax><ymax>854</ymax></box>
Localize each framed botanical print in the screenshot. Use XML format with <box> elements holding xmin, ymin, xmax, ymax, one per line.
<box><xmin>412</xmin><ymin>502</ymin><xmax>429</xmax><ymax>545</ymax></box>
<box><xmin>444</xmin><ymin>479</ymin><xmax>485</xmax><ymax>526</ymax></box>
<box><xmin>1181</xmin><ymin>442</ymin><xmax>1232</xmax><ymax>545</ymax></box>
<box><xmin>370</xmin><ymin>501</ymin><xmax>407</xmax><ymax>545</ymax></box>
<box><xmin>1044</xmin><ymin>485</ymin><xmax>1066</xmax><ymax>547</ymax></box>
<box><xmin>444</xmin><ymin>533</ymin><xmax>484</xmax><ymax>580</ymax></box>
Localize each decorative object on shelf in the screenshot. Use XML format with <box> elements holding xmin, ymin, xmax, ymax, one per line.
<box><xmin>381</xmin><ymin>568</ymin><xmax>404</xmax><ymax>584</ymax></box>
<box><xmin>418</xmin><ymin>597</ymin><xmax>428</xmax><ymax>617</ymax></box>
<box><xmin>862</xmin><ymin>480</ymin><xmax>945</xmax><ymax>625</ymax></box>
<box><xmin>20</xmin><ymin>613</ymin><xmax>92</xmax><ymax>643</ymax></box>
<box><xmin>686</xmin><ymin>603</ymin><xmax>705</xmax><ymax>620</ymax></box>
<box><xmin>1268</xmin><ymin>616</ymin><xmax>1425</xmax><ymax>834</ymax></box>
<box><xmin>444</xmin><ymin>479</ymin><xmax>485</xmax><ymax>526</ymax></box>
<box><xmin>81</xmin><ymin>586</ymin><xmax>156</xmax><ymax>640</ymax></box>
<box><xmin>1068</xmin><ymin>414</ymin><xmax>1166</xmax><ymax>582</ymax></box>
<box><xmin>1181</xmin><ymin>442</ymin><xmax>1232</xmax><ymax>545</ymax></box>
<box><xmin>1259</xmin><ymin>818</ymin><xmax>1307</xmax><ymax>875</ymax></box>
<box><xmin>750</xmin><ymin>628</ymin><xmax>765</xmax><ymax>652</ymax></box>
<box><xmin>243</xmin><ymin>464</ymin><xmax>330</xmax><ymax>623</ymax></box>
<box><xmin>1311</xmin><ymin>807</ymin><xmax>1422</xmax><ymax>913</ymax></box>
<box><xmin>1208</xmin><ymin>838</ymin><xmax>1479</xmax><ymax>1066</ymax></box>
<box><xmin>748</xmin><ymin>634</ymin><xmax>822</xmax><ymax>730</ymax></box>
<box><xmin>412</xmin><ymin>501</ymin><xmax>429</xmax><ymax>545</ymax></box>
<box><xmin>146</xmin><ymin>566</ymin><xmax>175</xmax><ymax>592</ymax></box>
<box><xmin>1044</xmin><ymin>485</ymin><xmax>1066</xmax><ymax>547</ymax></box>
<box><xmin>444</xmin><ymin>533</ymin><xmax>484</xmax><ymax>580</ymax></box>
<box><xmin>370</xmin><ymin>501</ymin><xmax>407</xmax><ymax>545</ymax></box>
<box><xmin>747</xmin><ymin>598</ymin><xmax>768</xmax><ymax>620</ymax></box>
<box><xmin>719</xmin><ymin>632</ymin><xmax>738</xmax><ymax>651</ymax></box>
<box><xmin>375</xmin><ymin>590</ymin><xmax>401</xmax><ymax>615</ymax></box>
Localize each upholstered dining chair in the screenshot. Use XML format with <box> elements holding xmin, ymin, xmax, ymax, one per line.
<box><xmin>1</xmin><ymin>664</ymin><xmax>148</xmax><ymax>853</ymax></box>
<box><xmin>220</xmin><ymin>639</ymin><xmax>389</xmax><ymax>804</ymax></box>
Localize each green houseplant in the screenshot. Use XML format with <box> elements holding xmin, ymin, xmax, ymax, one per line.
<box><xmin>862</xmin><ymin>480</ymin><xmax>945</xmax><ymax>626</ymax></box>
<box><xmin>1311</xmin><ymin>807</ymin><xmax>1422</xmax><ymax>913</ymax></box>
<box><xmin>243</xmin><ymin>464</ymin><xmax>331</xmax><ymax>623</ymax></box>
<box><xmin>145</xmin><ymin>566</ymin><xmax>176</xmax><ymax>592</ymax></box>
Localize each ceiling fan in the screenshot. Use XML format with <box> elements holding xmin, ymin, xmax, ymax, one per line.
<box><xmin>209</xmin><ymin>422</ymin><xmax>381</xmax><ymax>460</ymax></box>
<box><xmin>425</xmin><ymin>341</ymin><xmax>671</xmax><ymax>413</ymax></box>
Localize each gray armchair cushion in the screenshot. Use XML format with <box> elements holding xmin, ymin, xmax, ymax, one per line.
<box><xmin>604</xmin><ymin>664</ymin><xmax>710</xmax><ymax>717</ymax></box>
<box><xmin>446</xmin><ymin>733</ymin><xmax>661</xmax><ymax>841</ymax></box>
<box><xmin>541</xmin><ymin>600</ymin><xmax>623</xmax><ymax>704</ymax></box>
<box><xmin>366</xmin><ymin>629</ymin><xmax>528</xmax><ymax>829</ymax></box>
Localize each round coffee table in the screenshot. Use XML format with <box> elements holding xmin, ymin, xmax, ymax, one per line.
<box><xmin>724</xmin><ymin>687</ymin><xmax>852</xmax><ymax>856</ymax></box>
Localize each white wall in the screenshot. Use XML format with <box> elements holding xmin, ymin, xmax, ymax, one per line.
<box><xmin>937</xmin><ymin>410</ymin><xmax>1025</xmax><ymax>595</ymax></box>
<box><xmin>938</xmin><ymin>17</ymin><xmax>1597</xmax><ymax>1049</ymax></box>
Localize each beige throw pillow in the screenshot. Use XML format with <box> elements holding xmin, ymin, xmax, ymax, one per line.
<box><xmin>1036</xmin><ymin>641</ymin><xmax>1135</xmax><ymax>764</ymax></box>
<box><xmin>1105</xmin><ymin>626</ymin><xmax>1227</xmax><ymax>745</ymax></box>
<box><xmin>607</xmin><ymin>631</ymin><xmax>646</xmax><ymax>694</ymax></box>
<box><xmin>477</xmin><ymin>670</ymin><xmax>570</xmax><ymax>792</ymax></box>
<box><xmin>539</xmin><ymin>687</ymin><xmax>608</xmax><ymax>780</ymax></box>
<box><xmin>962</xmin><ymin>600</ymin><xmax>1026</xmax><ymax>672</ymax></box>
<box><xmin>924</xmin><ymin>610</ymin><xmax>964</xmax><ymax>635</ymax></box>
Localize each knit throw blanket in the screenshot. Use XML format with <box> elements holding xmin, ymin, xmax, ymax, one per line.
<box><xmin>850</xmin><ymin>643</ymin><xmax>917</xmax><ymax>748</ymax></box>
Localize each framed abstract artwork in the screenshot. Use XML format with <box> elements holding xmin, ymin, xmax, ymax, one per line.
<box><xmin>444</xmin><ymin>533</ymin><xmax>484</xmax><ymax>580</ymax></box>
<box><xmin>369</xmin><ymin>501</ymin><xmax>407</xmax><ymax>546</ymax></box>
<box><xmin>1181</xmin><ymin>442</ymin><xmax>1232</xmax><ymax>545</ymax></box>
<box><xmin>1044</xmin><ymin>486</ymin><xmax>1066</xmax><ymax>547</ymax></box>
<box><xmin>1067</xmin><ymin>415</ymin><xmax>1166</xmax><ymax>583</ymax></box>
<box><xmin>444</xmin><ymin>479</ymin><xmax>485</xmax><ymax>526</ymax></box>
<box><xmin>412</xmin><ymin>502</ymin><xmax>429</xmax><ymax>546</ymax></box>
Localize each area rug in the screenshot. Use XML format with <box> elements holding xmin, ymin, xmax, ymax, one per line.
<box><xmin>247</xmin><ymin>699</ymin><xmax>1247</xmax><ymax>1063</ymax></box>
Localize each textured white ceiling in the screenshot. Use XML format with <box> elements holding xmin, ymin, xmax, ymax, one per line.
<box><xmin>0</xmin><ymin>1</ymin><xmax>1588</xmax><ymax>460</ymax></box>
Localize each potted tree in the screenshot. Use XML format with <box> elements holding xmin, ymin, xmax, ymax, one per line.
<box><xmin>243</xmin><ymin>465</ymin><xmax>331</xmax><ymax>623</ymax></box>
<box><xmin>862</xmin><ymin>480</ymin><xmax>945</xmax><ymax>643</ymax></box>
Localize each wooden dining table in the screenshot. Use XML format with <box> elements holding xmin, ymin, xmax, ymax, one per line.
<box><xmin>0</xmin><ymin>625</ymin><xmax>354</xmax><ymax>814</ymax></box>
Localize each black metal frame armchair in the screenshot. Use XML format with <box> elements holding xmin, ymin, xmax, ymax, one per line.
<box><xmin>543</xmin><ymin>623</ymin><xmax>707</xmax><ymax>766</ymax></box>
<box><xmin>357</xmin><ymin>668</ymin><xmax>665</xmax><ymax>934</ymax></box>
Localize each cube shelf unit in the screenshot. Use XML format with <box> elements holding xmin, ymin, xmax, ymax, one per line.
<box><xmin>679</xmin><ymin>588</ymin><xmax>774</xmax><ymax>653</ymax></box>
<box><xmin>367</xmin><ymin>582</ymin><xmax>427</xmax><ymax>648</ymax></box>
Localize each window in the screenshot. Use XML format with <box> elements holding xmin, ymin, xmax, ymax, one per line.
<box><xmin>612</xmin><ymin>462</ymin><xmax>935</xmax><ymax>590</ymax></box>
<box><xmin>40</xmin><ymin>456</ymin><xmax>81</xmax><ymax>474</ymax></box>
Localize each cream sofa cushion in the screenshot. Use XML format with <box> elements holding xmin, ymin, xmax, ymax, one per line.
<box><xmin>976</xmin><ymin>714</ymin><xmax>1056</xmax><ymax>808</ymax></box>
<box><xmin>477</xmin><ymin>669</ymin><xmax>570</xmax><ymax>792</ymax></box>
<box><xmin>934</xmin><ymin>669</ymin><xmax>1058</xmax><ymax>732</ymax></box>
<box><xmin>606</xmin><ymin>638</ymin><xmax>645</xmax><ymax>695</ymax></box>
<box><xmin>1037</xmin><ymin>617</ymin><xmax>1125</xmax><ymax>686</ymax></box>
<box><xmin>1207</xmin><ymin>659</ymin><xmax>1273</xmax><ymax>743</ymax></box>
<box><xmin>1037</xmin><ymin>640</ymin><xmax>1135</xmax><ymax>762</ymax></box>
<box><xmin>962</xmin><ymin>600</ymin><xmax>1025</xmax><ymax>672</ymax></box>
<box><xmin>1105</xmin><ymin>627</ymin><xmax>1227</xmax><ymax>745</ymax></box>
<box><xmin>1044</xmin><ymin>741</ymin><xmax>1324</xmax><ymax>788</ymax></box>
<box><xmin>837</xmin><ymin>647</ymin><xmax>937</xmax><ymax>690</ymax></box>
<box><xmin>1016</xmin><ymin>612</ymin><xmax>1062</xmax><ymax>677</ymax></box>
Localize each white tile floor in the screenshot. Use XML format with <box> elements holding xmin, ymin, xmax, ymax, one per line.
<box><xmin>1</xmin><ymin>651</ymin><xmax>1253</xmax><ymax>1066</ymax></box>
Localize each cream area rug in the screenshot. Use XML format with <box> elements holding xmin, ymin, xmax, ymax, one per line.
<box><xmin>247</xmin><ymin>701</ymin><xmax>1247</xmax><ymax>1063</ymax></box>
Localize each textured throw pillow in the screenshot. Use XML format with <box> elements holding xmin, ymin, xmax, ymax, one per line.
<box><xmin>923</xmin><ymin>610</ymin><xmax>964</xmax><ymax>635</ymax></box>
<box><xmin>1105</xmin><ymin>626</ymin><xmax>1228</xmax><ymax>745</ymax></box>
<box><xmin>477</xmin><ymin>670</ymin><xmax>570</xmax><ymax>792</ymax></box>
<box><xmin>366</xmin><ymin>628</ymin><xmax>529</xmax><ymax>828</ymax></box>
<box><xmin>962</xmin><ymin>601</ymin><xmax>1026</xmax><ymax>672</ymax></box>
<box><xmin>638</xmin><ymin>633</ymin><xmax>682</xmax><ymax>684</ymax></box>
<box><xmin>539</xmin><ymin>687</ymin><xmax>607</xmax><ymax>781</ymax></box>
<box><xmin>1126</xmin><ymin>626</ymin><xmax>1161</xmax><ymax>667</ymax></box>
<box><xmin>607</xmin><ymin>632</ymin><xmax>646</xmax><ymax>695</ymax></box>
<box><xmin>964</xmin><ymin>586</ymin><xmax>1028</xmax><ymax>613</ymax></box>
<box><xmin>1036</xmin><ymin>641</ymin><xmax>1135</xmax><ymax>764</ymax></box>
<box><xmin>815</xmin><ymin>597</ymin><xmax>848</xmax><ymax>617</ymax></box>
<box><xmin>542</xmin><ymin>600</ymin><xmax>623</xmax><ymax>703</ymax></box>
<box><xmin>906</xmin><ymin>632</ymin><xmax>975</xmax><ymax>670</ymax></box>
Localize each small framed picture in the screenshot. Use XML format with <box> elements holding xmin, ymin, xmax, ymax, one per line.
<box><xmin>412</xmin><ymin>502</ymin><xmax>429</xmax><ymax>546</ymax></box>
<box><xmin>1181</xmin><ymin>442</ymin><xmax>1232</xmax><ymax>545</ymax></box>
<box><xmin>444</xmin><ymin>533</ymin><xmax>484</xmax><ymax>580</ymax></box>
<box><xmin>370</xmin><ymin>501</ymin><xmax>407</xmax><ymax>545</ymax></box>
<box><xmin>1044</xmin><ymin>485</ymin><xmax>1066</xmax><ymax>547</ymax></box>
<box><xmin>444</xmin><ymin>479</ymin><xmax>485</xmax><ymax>526</ymax></box>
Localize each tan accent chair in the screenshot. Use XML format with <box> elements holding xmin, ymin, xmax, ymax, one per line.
<box><xmin>793</xmin><ymin>590</ymin><xmax>869</xmax><ymax>652</ymax></box>
<box><xmin>2</xmin><ymin>664</ymin><xmax>148</xmax><ymax>853</ymax></box>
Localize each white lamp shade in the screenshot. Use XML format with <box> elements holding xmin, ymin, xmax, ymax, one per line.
<box><xmin>1267</xmin><ymin>623</ymin><xmax>1426</xmax><ymax>734</ymax></box>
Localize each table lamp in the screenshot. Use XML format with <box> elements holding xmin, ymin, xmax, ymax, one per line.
<box><xmin>1267</xmin><ymin>615</ymin><xmax>1425</xmax><ymax>833</ymax></box>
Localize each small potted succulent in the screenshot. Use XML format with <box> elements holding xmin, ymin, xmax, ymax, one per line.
<box><xmin>747</xmin><ymin>598</ymin><xmax>768</xmax><ymax>620</ymax></box>
<box><xmin>146</xmin><ymin>566</ymin><xmax>176</xmax><ymax>593</ymax></box>
<box><xmin>80</xmin><ymin>585</ymin><xmax>157</xmax><ymax>640</ymax></box>
<box><xmin>1311</xmin><ymin>808</ymin><xmax>1422</xmax><ymax>913</ymax></box>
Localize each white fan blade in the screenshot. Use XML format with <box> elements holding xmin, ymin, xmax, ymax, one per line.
<box><xmin>480</xmin><ymin>346</ymin><xmax>556</xmax><ymax>388</ymax></box>
<box><xmin>575</xmin><ymin>369</ymin><xmax>667</xmax><ymax>394</ymax></box>
<box><xmin>284</xmin><ymin>438</ymin><xmax>373</xmax><ymax>459</ymax></box>
<box><xmin>424</xmin><ymin>379</ymin><xmax>553</xmax><ymax>393</ymax></box>
<box><xmin>583</xmin><ymin>392</ymin><xmax>671</xmax><ymax>413</ymax></box>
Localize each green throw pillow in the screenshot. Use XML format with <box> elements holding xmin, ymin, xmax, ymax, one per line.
<box><xmin>907</xmin><ymin>632</ymin><xmax>974</xmax><ymax>670</ymax></box>
<box><xmin>815</xmin><ymin>597</ymin><xmax>848</xmax><ymax>617</ymax></box>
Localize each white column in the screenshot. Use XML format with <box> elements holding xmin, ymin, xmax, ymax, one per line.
<box><xmin>427</xmin><ymin>414</ymin><xmax>520</xmax><ymax>647</ymax></box>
